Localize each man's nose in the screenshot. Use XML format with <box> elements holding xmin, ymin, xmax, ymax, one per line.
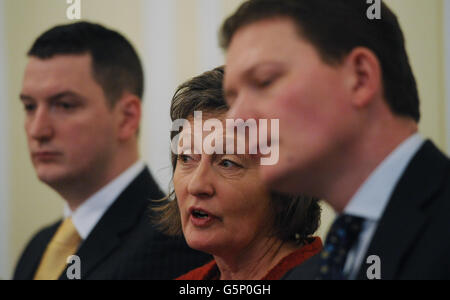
<box><xmin>28</xmin><ymin>106</ymin><xmax>54</xmax><ymax>141</ymax></box>
<box><xmin>226</xmin><ymin>92</ymin><xmax>256</xmax><ymax>121</ymax></box>
<box><xmin>187</xmin><ymin>160</ymin><xmax>215</xmax><ymax>199</ymax></box>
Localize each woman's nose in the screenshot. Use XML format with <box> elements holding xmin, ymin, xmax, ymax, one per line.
<box><xmin>187</xmin><ymin>161</ymin><xmax>215</xmax><ymax>199</ymax></box>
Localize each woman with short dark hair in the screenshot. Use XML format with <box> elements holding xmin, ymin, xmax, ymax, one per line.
<box><xmin>154</xmin><ymin>67</ymin><xmax>322</xmax><ymax>280</ymax></box>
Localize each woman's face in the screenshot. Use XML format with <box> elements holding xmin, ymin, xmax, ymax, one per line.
<box><xmin>173</xmin><ymin>115</ymin><xmax>273</xmax><ymax>257</ymax></box>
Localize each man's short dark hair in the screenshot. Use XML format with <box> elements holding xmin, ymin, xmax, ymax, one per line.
<box><xmin>28</xmin><ymin>21</ymin><xmax>144</xmax><ymax>106</ymax></box>
<box><xmin>220</xmin><ymin>0</ymin><xmax>420</xmax><ymax>122</ymax></box>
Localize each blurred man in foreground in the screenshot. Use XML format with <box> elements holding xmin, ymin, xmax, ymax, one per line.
<box><xmin>221</xmin><ymin>0</ymin><xmax>450</xmax><ymax>279</ymax></box>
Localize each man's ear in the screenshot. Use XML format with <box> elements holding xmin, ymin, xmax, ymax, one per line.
<box><xmin>116</xmin><ymin>94</ymin><xmax>142</xmax><ymax>141</ymax></box>
<box><xmin>343</xmin><ymin>47</ymin><xmax>383</xmax><ymax>109</ymax></box>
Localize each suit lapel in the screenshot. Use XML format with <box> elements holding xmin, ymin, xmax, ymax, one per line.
<box><xmin>59</xmin><ymin>168</ymin><xmax>162</xmax><ymax>280</ymax></box>
<box><xmin>356</xmin><ymin>141</ymin><xmax>450</xmax><ymax>280</ymax></box>
<box><xmin>283</xmin><ymin>253</ymin><xmax>321</xmax><ymax>280</ymax></box>
<box><xmin>18</xmin><ymin>222</ymin><xmax>61</xmax><ymax>280</ymax></box>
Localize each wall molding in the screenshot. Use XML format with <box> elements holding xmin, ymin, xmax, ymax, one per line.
<box><xmin>197</xmin><ymin>0</ymin><xmax>224</xmax><ymax>73</ymax></box>
<box><xmin>0</xmin><ymin>0</ymin><xmax>10</xmax><ymax>279</ymax></box>
<box><xmin>141</xmin><ymin>0</ymin><xmax>177</xmax><ymax>193</ymax></box>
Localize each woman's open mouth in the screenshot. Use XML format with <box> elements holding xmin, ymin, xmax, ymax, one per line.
<box><xmin>189</xmin><ymin>208</ymin><xmax>218</xmax><ymax>227</ymax></box>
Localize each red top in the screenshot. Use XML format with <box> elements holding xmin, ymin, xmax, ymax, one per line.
<box><xmin>176</xmin><ymin>237</ymin><xmax>322</xmax><ymax>280</ymax></box>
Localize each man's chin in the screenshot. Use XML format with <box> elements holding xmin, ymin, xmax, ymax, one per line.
<box><xmin>36</xmin><ymin>168</ymin><xmax>71</xmax><ymax>187</ymax></box>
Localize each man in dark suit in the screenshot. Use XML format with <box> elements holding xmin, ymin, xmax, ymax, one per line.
<box><xmin>220</xmin><ymin>0</ymin><xmax>450</xmax><ymax>279</ymax></box>
<box><xmin>14</xmin><ymin>22</ymin><xmax>210</xmax><ymax>280</ymax></box>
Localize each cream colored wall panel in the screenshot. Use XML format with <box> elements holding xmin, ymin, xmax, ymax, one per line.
<box><xmin>221</xmin><ymin>0</ymin><xmax>245</xmax><ymax>19</ymax></box>
<box><xmin>0</xmin><ymin>0</ymin><xmax>10</xmax><ymax>280</ymax></box>
<box><xmin>141</xmin><ymin>0</ymin><xmax>177</xmax><ymax>193</ymax></box>
<box><xmin>5</xmin><ymin>0</ymin><xmax>68</xmax><ymax>279</ymax></box>
<box><xmin>385</xmin><ymin>0</ymin><xmax>446</xmax><ymax>151</ymax></box>
<box><xmin>197</xmin><ymin>0</ymin><xmax>224</xmax><ymax>72</ymax></box>
<box><xmin>81</xmin><ymin>0</ymin><xmax>144</xmax><ymax>68</ymax></box>
<box><xmin>445</xmin><ymin>0</ymin><xmax>450</xmax><ymax>154</ymax></box>
<box><xmin>175</xmin><ymin>0</ymin><xmax>200</xmax><ymax>85</ymax></box>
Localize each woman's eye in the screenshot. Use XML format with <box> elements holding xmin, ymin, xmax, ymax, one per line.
<box><xmin>219</xmin><ymin>159</ymin><xmax>241</xmax><ymax>169</ymax></box>
<box><xmin>178</xmin><ymin>154</ymin><xmax>192</xmax><ymax>163</ymax></box>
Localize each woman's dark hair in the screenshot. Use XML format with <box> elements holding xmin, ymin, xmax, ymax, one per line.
<box><xmin>220</xmin><ymin>0</ymin><xmax>420</xmax><ymax>122</ymax></box>
<box><xmin>153</xmin><ymin>66</ymin><xmax>321</xmax><ymax>245</ymax></box>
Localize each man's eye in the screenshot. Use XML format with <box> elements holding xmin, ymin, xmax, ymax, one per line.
<box><xmin>24</xmin><ymin>103</ymin><xmax>36</xmax><ymax>112</ymax></box>
<box><xmin>56</xmin><ymin>102</ymin><xmax>76</xmax><ymax>110</ymax></box>
<box><xmin>254</xmin><ymin>71</ymin><xmax>282</xmax><ymax>89</ymax></box>
<box><xmin>258</xmin><ymin>79</ymin><xmax>273</xmax><ymax>88</ymax></box>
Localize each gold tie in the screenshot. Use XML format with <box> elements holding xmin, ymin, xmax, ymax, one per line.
<box><xmin>34</xmin><ymin>218</ymin><xmax>82</xmax><ymax>280</ymax></box>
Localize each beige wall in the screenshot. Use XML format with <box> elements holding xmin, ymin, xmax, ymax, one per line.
<box><xmin>385</xmin><ymin>0</ymin><xmax>446</xmax><ymax>151</ymax></box>
<box><xmin>0</xmin><ymin>0</ymin><xmax>9</xmax><ymax>280</ymax></box>
<box><xmin>4</xmin><ymin>0</ymin><xmax>69</xmax><ymax>279</ymax></box>
<box><xmin>1</xmin><ymin>0</ymin><xmax>447</xmax><ymax>279</ymax></box>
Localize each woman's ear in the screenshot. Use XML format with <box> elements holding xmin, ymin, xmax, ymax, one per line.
<box><xmin>344</xmin><ymin>47</ymin><xmax>383</xmax><ymax>109</ymax></box>
<box><xmin>116</xmin><ymin>94</ymin><xmax>142</xmax><ymax>141</ymax></box>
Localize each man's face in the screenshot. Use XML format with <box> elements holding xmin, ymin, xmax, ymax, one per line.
<box><xmin>20</xmin><ymin>54</ymin><xmax>119</xmax><ymax>188</ymax></box>
<box><xmin>224</xmin><ymin>18</ymin><xmax>359</xmax><ymax>195</ymax></box>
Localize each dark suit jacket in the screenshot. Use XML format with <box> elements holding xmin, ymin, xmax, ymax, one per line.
<box><xmin>284</xmin><ymin>141</ymin><xmax>450</xmax><ymax>280</ymax></box>
<box><xmin>13</xmin><ymin>168</ymin><xmax>211</xmax><ymax>280</ymax></box>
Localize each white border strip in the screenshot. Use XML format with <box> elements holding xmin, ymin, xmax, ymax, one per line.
<box><xmin>197</xmin><ymin>0</ymin><xmax>224</xmax><ymax>72</ymax></box>
<box><xmin>0</xmin><ymin>0</ymin><xmax>10</xmax><ymax>280</ymax></box>
<box><xmin>141</xmin><ymin>0</ymin><xmax>177</xmax><ymax>193</ymax></box>
<box><xmin>445</xmin><ymin>0</ymin><xmax>450</xmax><ymax>155</ymax></box>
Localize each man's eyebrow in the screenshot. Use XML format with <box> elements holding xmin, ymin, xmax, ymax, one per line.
<box><xmin>224</xmin><ymin>64</ymin><xmax>259</xmax><ymax>97</ymax></box>
<box><xmin>19</xmin><ymin>94</ymin><xmax>34</xmax><ymax>102</ymax></box>
<box><xmin>47</xmin><ymin>91</ymin><xmax>86</xmax><ymax>102</ymax></box>
<box><xmin>225</xmin><ymin>62</ymin><xmax>284</xmax><ymax>97</ymax></box>
<box><xmin>19</xmin><ymin>91</ymin><xmax>86</xmax><ymax>102</ymax></box>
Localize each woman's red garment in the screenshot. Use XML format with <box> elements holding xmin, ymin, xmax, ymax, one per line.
<box><xmin>176</xmin><ymin>237</ymin><xmax>323</xmax><ymax>280</ymax></box>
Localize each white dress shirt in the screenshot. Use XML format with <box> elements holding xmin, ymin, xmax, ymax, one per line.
<box><xmin>341</xmin><ymin>133</ymin><xmax>425</xmax><ymax>279</ymax></box>
<box><xmin>63</xmin><ymin>160</ymin><xmax>146</xmax><ymax>240</ymax></box>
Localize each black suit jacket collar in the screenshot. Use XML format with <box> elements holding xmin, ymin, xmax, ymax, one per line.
<box><xmin>15</xmin><ymin>221</ymin><xmax>61</xmax><ymax>280</ymax></box>
<box><xmin>58</xmin><ymin>167</ymin><xmax>162</xmax><ymax>280</ymax></box>
<box><xmin>356</xmin><ymin>141</ymin><xmax>450</xmax><ymax>280</ymax></box>
<box><xmin>282</xmin><ymin>141</ymin><xmax>450</xmax><ymax>280</ymax></box>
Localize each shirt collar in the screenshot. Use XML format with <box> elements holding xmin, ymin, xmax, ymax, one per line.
<box><xmin>344</xmin><ymin>133</ymin><xmax>425</xmax><ymax>221</ymax></box>
<box><xmin>64</xmin><ymin>160</ymin><xmax>146</xmax><ymax>239</ymax></box>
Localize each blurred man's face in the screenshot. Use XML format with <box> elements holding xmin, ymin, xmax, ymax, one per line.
<box><xmin>20</xmin><ymin>54</ymin><xmax>119</xmax><ymax>189</ymax></box>
<box><xmin>225</xmin><ymin>18</ymin><xmax>358</xmax><ymax>195</ymax></box>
